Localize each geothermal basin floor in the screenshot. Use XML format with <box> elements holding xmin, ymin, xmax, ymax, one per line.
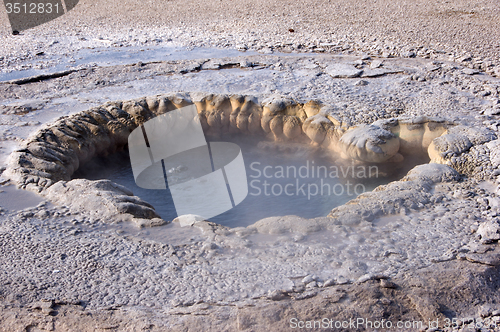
<box><xmin>0</xmin><ymin>49</ymin><xmax>500</xmax><ymax>331</ymax></box>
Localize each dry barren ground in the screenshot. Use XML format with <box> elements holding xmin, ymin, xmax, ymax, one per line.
<box><xmin>1</xmin><ymin>1</ymin><xmax>500</xmax><ymax>331</ymax></box>
<box><xmin>0</xmin><ymin>0</ymin><xmax>500</xmax><ymax>70</ymax></box>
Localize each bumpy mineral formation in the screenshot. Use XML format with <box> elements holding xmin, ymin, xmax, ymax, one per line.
<box><xmin>3</xmin><ymin>92</ymin><xmax>499</xmax><ymax>226</ymax></box>
<box><xmin>338</xmin><ymin>124</ymin><xmax>400</xmax><ymax>163</ymax></box>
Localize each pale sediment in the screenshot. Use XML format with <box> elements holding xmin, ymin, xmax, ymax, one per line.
<box><xmin>1</xmin><ymin>52</ymin><xmax>500</xmax><ymax>331</ymax></box>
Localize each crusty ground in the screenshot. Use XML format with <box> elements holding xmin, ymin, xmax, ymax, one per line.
<box><xmin>1</xmin><ymin>1</ymin><xmax>500</xmax><ymax>331</ymax></box>
<box><xmin>0</xmin><ymin>0</ymin><xmax>499</xmax><ymax>64</ymax></box>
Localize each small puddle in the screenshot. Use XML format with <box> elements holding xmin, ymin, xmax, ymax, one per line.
<box><xmin>372</xmin><ymin>214</ymin><xmax>404</xmax><ymax>228</ymax></box>
<box><xmin>478</xmin><ymin>180</ymin><xmax>498</xmax><ymax>193</ymax></box>
<box><xmin>95</xmin><ymin>221</ymin><xmax>208</xmax><ymax>247</ymax></box>
<box><xmin>0</xmin><ymin>184</ymin><xmax>46</xmax><ymax>211</ymax></box>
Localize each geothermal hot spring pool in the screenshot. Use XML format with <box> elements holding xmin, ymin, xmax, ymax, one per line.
<box><xmin>73</xmin><ymin>135</ymin><xmax>418</xmax><ymax>228</ymax></box>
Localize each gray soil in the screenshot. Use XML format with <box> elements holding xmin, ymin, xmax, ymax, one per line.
<box><xmin>1</xmin><ymin>1</ymin><xmax>500</xmax><ymax>331</ymax></box>
<box><xmin>1</xmin><ymin>0</ymin><xmax>500</xmax><ymax>76</ymax></box>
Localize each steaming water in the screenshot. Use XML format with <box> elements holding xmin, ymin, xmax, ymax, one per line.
<box><xmin>74</xmin><ymin>136</ymin><xmax>405</xmax><ymax>227</ymax></box>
